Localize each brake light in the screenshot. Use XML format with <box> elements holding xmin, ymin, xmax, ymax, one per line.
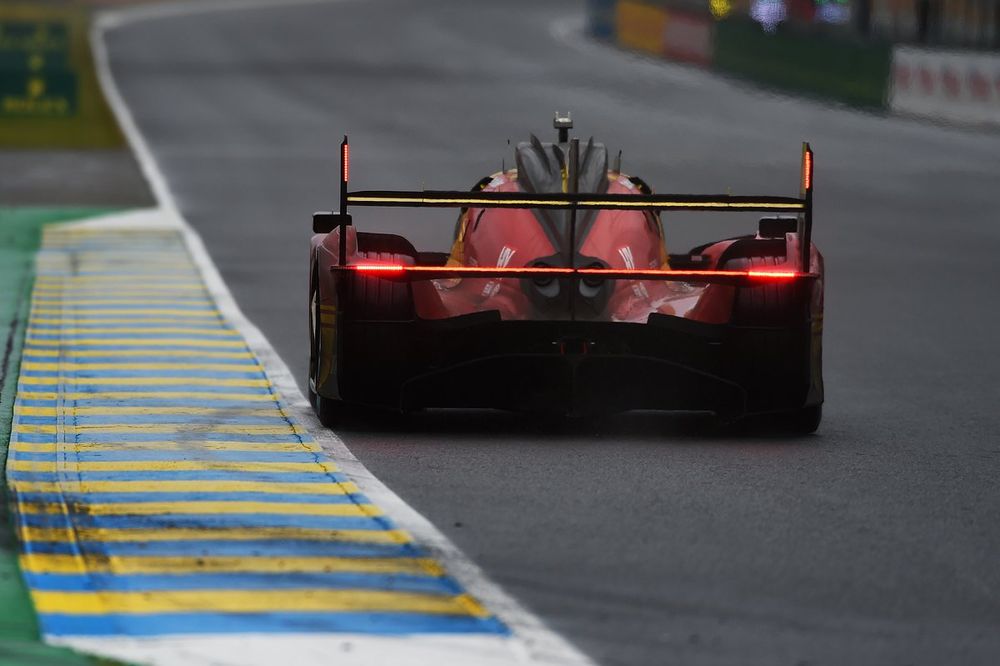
<box><xmin>349</xmin><ymin>265</ymin><xmax>802</xmax><ymax>280</ymax></box>
<box><xmin>354</xmin><ymin>264</ymin><xmax>405</xmax><ymax>273</ymax></box>
<box><xmin>747</xmin><ymin>270</ymin><xmax>797</xmax><ymax>279</ymax></box>
<box><xmin>802</xmin><ymin>146</ymin><xmax>812</xmax><ymax>192</ymax></box>
<box><xmin>342</xmin><ymin>141</ymin><xmax>350</xmax><ymax>183</ymax></box>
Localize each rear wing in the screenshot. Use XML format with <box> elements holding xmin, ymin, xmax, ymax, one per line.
<box><xmin>318</xmin><ymin>137</ymin><xmax>815</xmax><ymax>282</ymax></box>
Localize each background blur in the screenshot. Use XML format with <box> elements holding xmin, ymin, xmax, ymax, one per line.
<box><xmin>590</xmin><ymin>0</ymin><xmax>1000</xmax><ymax>122</ymax></box>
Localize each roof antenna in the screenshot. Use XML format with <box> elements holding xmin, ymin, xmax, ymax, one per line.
<box><xmin>614</xmin><ymin>149</ymin><xmax>622</xmax><ymax>174</ymax></box>
<box><xmin>554</xmin><ymin>111</ymin><xmax>572</xmax><ymax>144</ymax></box>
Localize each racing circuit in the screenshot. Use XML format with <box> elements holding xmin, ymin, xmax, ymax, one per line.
<box><xmin>7</xmin><ymin>0</ymin><xmax>1000</xmax><ymax>664</ymax></box>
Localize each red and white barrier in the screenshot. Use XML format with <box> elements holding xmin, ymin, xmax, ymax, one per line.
<box><xmin>891</xmin><ymin>46</ymin><xmax>1000</xmax><ymax>126</ymax></box>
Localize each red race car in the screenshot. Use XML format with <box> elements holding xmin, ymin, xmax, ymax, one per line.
<box><xmin>309</xmin><ymin>116</ymin><xmax>824</xmax><ymax>432</ymax></box>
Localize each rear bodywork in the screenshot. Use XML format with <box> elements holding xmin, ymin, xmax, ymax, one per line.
<box><xmin>309</xmin><ymin>134</ymin><xmax>823</xmax><ymax>421</ymax></box>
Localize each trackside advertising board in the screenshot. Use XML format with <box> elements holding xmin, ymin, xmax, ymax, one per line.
<box><xmin>0</xmin><ymin>4</ymin><xmax>122</xmax><ymax>148</ymax></box>
<box><xmin>891</xmin><ymin>46</ymin><xmax>1000</xmax><ymax>127</ymax></box>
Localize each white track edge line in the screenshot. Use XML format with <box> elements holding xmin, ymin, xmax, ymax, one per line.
<box><xmin>86</xmin><ymin>2</ymin><xmax>595</xmax><ymax>665</ymax></box>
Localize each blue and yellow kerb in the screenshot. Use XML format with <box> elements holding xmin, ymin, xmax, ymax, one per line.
<box><xmin>6</xmin><ymin>226</ymin><xmax>508</xmax><ymax>637</ymax></box>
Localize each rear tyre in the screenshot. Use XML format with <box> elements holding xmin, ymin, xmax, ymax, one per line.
<box><xmin>309</xmin><ymin>386</ymin><xmax>346</xmax><ymax>428</ymax></box>
<box><xmin>722</xmin><ymin>253</ymin><xmax>822</xmax><ymax>433</ymax></box>
<box><xmin>724</xmin><ymin>254</ymin><xmax>791</xmax><ymax>325</ymax></box>
<box><xmin>351</xmin><ymin>248</ymin><xmax>414</xmax><ymax>320</ymax></box>
<box><xmin>309</xmin><ymin>273</ymin><xmax>347</xmax><ymax>427</ymax></box>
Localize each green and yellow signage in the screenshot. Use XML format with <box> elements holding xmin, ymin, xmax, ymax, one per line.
<box><xmin>0</xmin><ymin>4</ymin><xmax>122</xmax><ymax>148</ymax></box>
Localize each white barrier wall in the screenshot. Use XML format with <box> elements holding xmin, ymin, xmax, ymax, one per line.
<box><xmin>891</xmin><ymin>46</ymin><xmax>1000</xmax><ymax>126</ymax></box>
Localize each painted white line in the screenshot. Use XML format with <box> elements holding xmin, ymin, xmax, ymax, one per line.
<box><xmin>77</xmin><ymin>2</ymin><xmax>596</xmax><ymax>665</ymax></box>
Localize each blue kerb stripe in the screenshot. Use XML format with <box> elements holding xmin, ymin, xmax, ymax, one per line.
<box><xmin>23</xmin><ymin>540</ymin><xmax>421</xmax><ymax>558</ymax></box>
<box><xmin>10</xmin><ymin>471</ymin><xmax>345</xmax><ymax>483</ymax></box>
<box><xmin>15</xmin><ymin>492</ymin><xmax>370</xmax><ymax>505</ymax></box>
<box><xmin>12</xmin><ymin>434</ymin><xmax>58</xmax><ymax>444</ymax></box>
<box><xmin>26</xmin><ymin>572</ymin><xmax>461</xmax><ymax>595</ymax></box>
<box><xmin>10</xmin><ymin>450</ymin><xmax>323</xmax><ymax>463</ymax></box>
<box><xmin>21</xmin><ymin>513</ymin><xmax>393</xmax><ymax>532</ymax></box>
<box><xmin>38</xmin><ymin>612</ymin><xmax>510</xmax><ymax>637</ymax></box>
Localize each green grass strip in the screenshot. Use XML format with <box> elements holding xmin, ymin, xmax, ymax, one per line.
<box><xmin>0</xmin><ymin>207</ymin><xmax>128</xmax><ymax>666</ymax></box>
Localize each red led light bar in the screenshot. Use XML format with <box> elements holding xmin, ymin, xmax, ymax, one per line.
<box><xmin>803</xmin><ymin>150</ymin><xmax>812</xmax><ymax>192</ymax></box>
<box><xmin>353</xmin><ymin>263</ymin><xmax>407</xmax><ymax>273</ymax></box>
<box><xmin>342</xmin><ymin>141</ymin><xmax>350</xmax><ymax>184</ymax></box>
<box><xmin>347</xmin><ymin>264</ymin><xmax>811</xmax><ymax>282</ymax></box>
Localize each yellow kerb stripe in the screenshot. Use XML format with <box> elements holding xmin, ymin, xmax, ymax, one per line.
<box><xmin>21</xmin><ymin>363</ymin><xmax>261</xmax><ymax>373</ymax></box>
<box><xmin>21</xmin><ymin>350</ymin><xmax>253</xmax><ymax>359</ymax></box>
<box><xmin>20</xmin><ymin>526</ymin><xmax>410</xmax><ymax>545</ymax></box>
<box><xmin>18</xmin><ymin>378</ymin><xmax>268</xmax><ymax>387</ymax></box>
<box><xmin>30</xmin><ymin>309</ymin><xmax>220</xmax><ymax>317</ymax></box>
<box><xmin>16</xmin><ymin>407</ymin><xmax>282</xmax><ymax>417</ymax></box>
<box><xmin>25</xmin><ymin>340</ymin><xmax>244</xmax><ymax>349</ymax></box>
<box><xmin>31</xmin><ymin>285</ymin><xmax>206</xmax><ymax>292</ymax></box>
<box><xmin>33</xmin><ymin>276</ymin><xmax>198</xmax><ymax>282</ymax></box>
<box><xmin>10</xmin><ymin>480</ymin><xmax>356</xmax><ymax>495</ymax></box>
<box><xmin>19</xmin><ymin>501</ymin><xmax>381</xmax><ymax>518</ymax></box>
<box><xmin>21</xmin><ymin>553</ymin><xmax>444</xmax><ymax>576</ymax></box>
<box><xmin>29</xmin><ymin>319</ymin><xmax>218</xmax><ymax>326</ymax></box>
<box><xmin>18</xmin><ymin>392</ymin><xmax>275</xmax><ymax>401</ymax></box>
<box><xmin>31</xmin><ymin>300</ymin><xmax>214</xmax><ymax>307</ymax></box>
<box><xmin>24</xmin><ymin>329</ymin><xmax>240</xmax><ymax>338</ymax></box>
<box><xmin>32</xmin><ymin>589</ymin><xmax>488</xmax><ymax>617</ymax></box>
<box><xmin>17</xmin><ymin>424</ymin><xmax>300</xmax><ymax>436</ymax></box>
<box><xmin>10</xmin><ymin>460</ymin><xmax>326</xmax><ymax>473</ymax></box>
<box><xmin>13</xmin><ymin>441</ymin><xmax>321</xmax><ymax>453</ymax></box>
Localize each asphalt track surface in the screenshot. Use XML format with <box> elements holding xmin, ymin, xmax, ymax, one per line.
<box><xmin>105</xmin><ymin>1</ymin><xmax>1000</xmax><ymax>664</ymax></box>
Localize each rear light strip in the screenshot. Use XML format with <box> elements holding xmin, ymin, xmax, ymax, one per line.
<box><xmin>340</xmin><ymin>264</ymin><xmax>810</xmax><ymax>282</ymax></box>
